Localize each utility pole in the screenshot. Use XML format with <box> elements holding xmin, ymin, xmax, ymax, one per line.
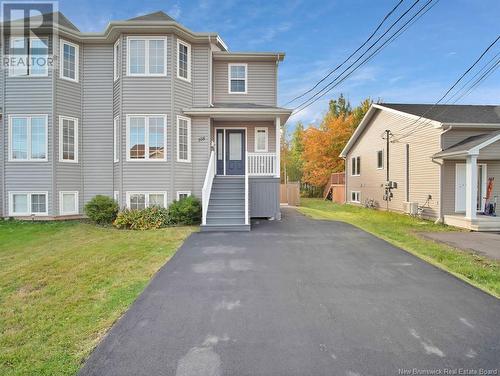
<box><xmin>385</xmin><ymin>129</ymin><xmax>391</xmax><ymax>182</ymax></box>
<box><xmin>383</xmin><ymin>129</ymin><xmax>393</xmax><ymax>209</ymax></box>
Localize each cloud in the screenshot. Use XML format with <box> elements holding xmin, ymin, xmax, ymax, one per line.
<box><xmin>167</xmin><ymin>4</ymin><xmax>182</xmax><ymax>19</ymax></box>
<box><xmin>248</xmin><ymin>22</ymin><xmax>292</xmax><ymax>46</ymax></box>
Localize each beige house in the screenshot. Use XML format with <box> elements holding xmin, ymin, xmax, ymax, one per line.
<box><xmin>340</xmin><ymin>103</ymin><xmax>500</xmax><ymax>231</ymax></box>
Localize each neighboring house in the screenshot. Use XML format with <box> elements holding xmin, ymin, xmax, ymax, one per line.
<box><xmin>340</xmin><ymin>103</ymin><xmax>500</xmax><ymax>231</ymax></box>
<box><xmin>0</xmin><ymin>11</ymin><xmax>292</xmax><ymax>231</ymax></box>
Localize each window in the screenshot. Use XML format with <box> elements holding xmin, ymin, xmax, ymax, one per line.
<box><xmin>114</xmin><ymin>191</ymin><xmax>119</xmax><ymax>202</ymax></box>
<box><xmin>177</xmin><ymin>116</ymin><xmax>191</xmax><ymax>162</ymax></box>
<box><xmin>114</xmin><ymin>116</ymin><xmax>120</xmax><ymax>162</ymax></box>
<box><xmin>127</xmin><ymin>37</ymin><xmax>166</xmax><ymax>76</ymax></box>
<box><xmin>126</xmin><ymin>192</ymin><xmax>167</xmax><ymax>210</ymax></box>
<box><xmin>255</xmin><ymin>127</ymin><xmax>268</xmax><ymax>152</ymax></box>
<box><xmin>127</xmin><ymin>115</ymin><xmax>167</xmax><ymax>161</ymax></box>
<box><xmin>59</xmin><ymin>191</ymin><xmax>78</xmax><ymax>215</ymax></box>
<box><xmin>9</xmin><ymin>115</ymin><xmax>48</xmax><ymax>161</ymax></box>
<box><xmin>351</xmin><ymin>191</ymin><xmax>361</xmax><ymax>203</ymax></box>
<box><xmin>9</xmin><ymin>37</ymin><xmax>49</xmax><ymax>77</ymax></box>
<box><xmin>177</xmin><ymin>39</ymin><xmax>191</xmax><ymax>82</ymax></box>
<box><xmin>228</xmin><ymin>63</ymin><xmax>247</xmax><ymax>94</ymax></box>
<box><xmin>377</xmin><ymin>150</ymin><xmax>384</xmax><ymax>169</ymax></box>
<box><xmin>59</xmin><ymin>116</ymin><xmax>78</xmax><ymax>162</ymax></box>
<box><xmin>176</xmin><ymin>191</ymin><xmax>191</xmax><ymax>201</ymax></box>
<box><xmin>60</xmin><ymin>40</ymin><xmax>79</xmax><ymax>82</ymax></box>
<box><xmin>114</xmin><ymin>39</ymin><xmax>120</xmax><ymax>81</ymax></box>
<box><xmin>9</xmin><ymin>192</ymin><xmax>48</xmax><ymax>216</ymax></box>
<box><xmin>351</xmin><ymin>156</ymin><xmax>361</xmax><ymax>176</ymax></box>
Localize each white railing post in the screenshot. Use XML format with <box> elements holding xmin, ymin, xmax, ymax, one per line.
<box><xmin>202</xmin><ymin>150</ymin><xmax>216</xmax><ymax>225</ymax></box>
<box><xmin>245</xmin><ymin>151</ymin><xmax>249</xmax><ymax>225</ymax></box>
<box><xmin>275</xmin><ymin>116</ymin><xmax>281</xmax><ymax>179</ymax></box>
<box><xmin>247</xmin><ymin>153</ymin><xmax>276</xmax><ymax>176</ymax></box>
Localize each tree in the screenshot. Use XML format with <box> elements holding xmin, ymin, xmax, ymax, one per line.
<box><xmin>328</xmin><ymin>93</ymin><xmax>352</xmax><ymax>119</ymax></box>
<box><xmin>286</xmin><ymin>122</ymin><xmax>304</xmax><ymax>182</ymax></box>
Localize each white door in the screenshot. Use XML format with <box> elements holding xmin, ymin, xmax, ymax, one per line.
<box><xmin>455</xmin><ymin>164</ymin><xmax>466</xmax><ymax>212</ymax></box>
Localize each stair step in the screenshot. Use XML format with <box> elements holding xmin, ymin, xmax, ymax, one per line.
<box><xmin>206</xmin><ymin>218</ymin><xmax>246</xmax><ymax>225</ymax></box>
<box><xmin>208</xmin><ymin>204</ymin><xmax>245</xmax><ymax>209</ymax></box>
<box><xmin>211</xmin><ymin>192</ymin><xmax>244</xmax><ymax>198</ymax></box>
<box><xmin>200</xmin><ymin>224</ymin><xmax>250</xmax><ymax>232</ymax></box>
<box><xmin>209</xmin><ymin>198</ymin><xmax>244</xmax><ymax>205</ymax></box>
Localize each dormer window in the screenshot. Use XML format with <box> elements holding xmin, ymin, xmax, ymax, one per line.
<box><xmin>228</xmin><ymin>63</ymin><xmax>247</xmax><ymax>94</ymax></box>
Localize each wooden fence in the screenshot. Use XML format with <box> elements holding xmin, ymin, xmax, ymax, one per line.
<box><xmin>280</xmin><ymin>182</ymin><xmax>300</xmax><ymax>206</ymax></box>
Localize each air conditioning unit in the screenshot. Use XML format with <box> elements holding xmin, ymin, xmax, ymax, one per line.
<box><xmin>403</xmin><ymin>201</ymin><xmax>419</xmax><ymax>215</ymax></box>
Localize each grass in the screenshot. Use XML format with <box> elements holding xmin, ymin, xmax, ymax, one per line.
<box><xmin>0</xmin><ymin>220</ymin><xmax>195</xmax><ymax>376</ymax></box>
<box><xmin>298</xmin><ymin>198</ymin><xmax>500</xmax><ymax>298</ymax></box>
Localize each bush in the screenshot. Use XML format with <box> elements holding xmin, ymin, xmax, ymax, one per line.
<box><xmin>84</xmin><ymin>195</ymin><xmax>119</xmax><ymax>225</ymax></box>
<box><xmin>167</xmin><ymin>196</ymin><xmax>201</xmax><ymax>225</ymax></box>
<box><xmin>113</xmin><ymin>206</ymin><xmax>170</xmax><ymax>230</ymax></box>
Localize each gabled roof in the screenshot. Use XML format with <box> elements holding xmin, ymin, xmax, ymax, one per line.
<box><xmin>128</xmin><ymin>11</ymin><xmax>175</xmax><ymax>22</ymax></box>
<box><xmin>380</xmin><ymin>103</ymin><xmax>500</xmax><ymax>125</ymax></box>
<box><xmin>1</xmin><ymin>11</ymin><xmax>80</xmax><ymax>32</ymax></box>
<box><xmin>433</xmin><ymin>130</ymin><xmax>500</xmax><ymax>158</ymax></box>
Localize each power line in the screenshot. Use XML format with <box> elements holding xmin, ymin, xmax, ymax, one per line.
<box><xmin>283</xmin><ymin>0</ymin><xmax>404</xmax><ymax>107</ymax></box>
<box><xmin>291</xmin><ymin>0</ymin><xmax>436</xmax><ymax>117</ymax></box>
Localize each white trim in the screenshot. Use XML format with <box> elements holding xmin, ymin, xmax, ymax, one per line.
<box><xmin>126</xmin><ymin>114</ymin><xmax>168</xmax><ymax>161</ymax></box>
<box><xmin>176</xmin><ymin>191</ymin><xmax>191</xmax><ymax>200</ymax></box>
<box><xmin>228</xmin><ymin>63</ymin><xmax>248</xmax><ymax>94</ymax></box>
<box><xmin>254</xmin><ymin>126</ymin><xmax>269</xmax><ymax>152</ymax></box>
<box><xmin>470</xmin><ymin>132</ymin><xmax>500</xmax><ymax>154</ymax></box>
<box><xmin>376</xmin><ymin>150</ymin><xmax>384</xmax><ymax>170</ymax></box>
<box><xmin>59</xmin><ymin>191</ymin><xmax>79</xmax><ymax>215</ymax></box>
<box><xmin>214</xmin><ymin>127</ymin><xmax>247</xmax><ymax>175</ymax></box>
<box><xmin>114</xmin><ymin>191</ymin><xmax>119</xmax><ymax>202</ymax></box>
<box><xmin>176</xmin><ymin>38</ymin><xmax>192</xmax><ymax>82</ymax></box>
<box><xmin>114</xmin><ymin>116</ymin><xmax>120</xmax><ymax>162</ymax></box>
<box><xmin>8</xmin><ymin>191</ymin><xmax>49</xmax><ymax>216</ymax></box>
<box><xmin>126</xmin><ymin>36</ymin><xmax>167</xmax><ymax>77</ymax></box>
<box><xmin>125</xmin><ymin>191</ymin><xmax>168</xmax><ymax>209</ymax></box>
<box><xmin>113</xmin><ymin>39</ymin><xmax>120</xmax><ymax>81</ymax></box>
<box><xmin>58</xmin><ymin>116</ymin><xmax>79</xmax><ymax>163</ymax></box>
<box><xmin>350</xmin><ymin>191</ymin><xmax>361</xmax><ymax>204</ymax></box>
<box><xmin>176</xmin><ymin>115</ymin><xmax>192</xmax><ymax>163</ymax></box>
<box><xmin>59</xmin><ymin>39</ymin><xmax>80</xmax><ymax>83</ymax></box>
<box><xmin>8</xmin><ymin>114</ymin><xmax>49</xmax><ymax>162</ymax></box>
<box><xmin>9</xmin><ymin>36</ymin><xmax>49</xmax><ymax>77</ymax></box>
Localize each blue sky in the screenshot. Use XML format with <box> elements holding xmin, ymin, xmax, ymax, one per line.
<box><xmin>58</xmin><ymin>0</ymin><xmax>499</xmax><ymax>128</ymax></box>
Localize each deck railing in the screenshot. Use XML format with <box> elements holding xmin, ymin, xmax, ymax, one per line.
<box><xmin>247</xmin><ymin>152</ymin><xmax>277</xmax><ymax>176</ymax></box>
<box><xmin>244</xmin><ymin>151</ymin><xmax>249</xmax><ymax>225</ymax></box>
<box><xmin>201</xmin><ymin>150</ymin><xmax>216</xmax><ymax>225</ymax></box>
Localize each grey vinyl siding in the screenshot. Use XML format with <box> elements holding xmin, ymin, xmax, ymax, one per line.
<box><xmin>113</xmin><ymin>36</ymin><xmax>123</xmax><ymax>206</ymax></box>
<box><xmin>82</xmin><ymin>44</ymin><xmax>114</xmax><ymax>203</ymax></box>
<box><xmin>192</xmin><ymin>44</ymin><xmax>210</xmax><ymax>107</ymax></box>
<box><xmin>55</xmin><ymin>37</ymin><xmax>83</xmax><ymax>214</ymax></box>
<box><xmin>121</xmin><ymin>34</ymin><xmax>173</xmax><ymax>202</ymax></box>
<box><xmin>213</xmin><ymin>61</ymin><xmax>276</xmax><ymax>105</ymax></box>
<box><xmin>478</xmin><ymin>141</ymin><xmax>500</xmax><ymax>159</ymax></box>
<box><xmin>3</xmin><ymin>36</ymin><xmax>54</xmax><ymax>215</ymax></box>
<box><xmin>189</xmin><ymin>117</ymin><xmax>211</xmax><ymax>198</ymax></box>
<box><xmin>249</xmin><ymin>177</ymin><xmax>280</xmax><ymax>218</ymax></box>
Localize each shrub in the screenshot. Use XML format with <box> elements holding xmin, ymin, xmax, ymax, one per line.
<box><xmin>167</xmin><ymin>196</ymin><xmax>202</xmax><ymax>225</ymax></box>
<box><xmin>84</xmin><ymin>195</ymin><xmax>119</xmax><ymax>225</ymax></box>
<box><xmin>113</xmin><ymin>206</ymin><xmax>170</xmax><ymax>230</ymax></box>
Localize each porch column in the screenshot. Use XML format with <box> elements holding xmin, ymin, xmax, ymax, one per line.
<box><xmin>465</xmin><ymin>154</ymin><xmax>478</xmax><ymax>220</ymax></box>
<box><xmin>275</xmin><ymin>116</ymin><xmax>281</xmax><ymax>179</ymax></box>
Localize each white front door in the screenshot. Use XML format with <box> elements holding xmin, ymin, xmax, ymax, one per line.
<box><xmin>455</xmin><ymin>163</ymin><xmax>487</xmax><ymax>213</ymax></box>
<box><xmin>455</xmin><ymin>164</ymin><xmax>466</xmax><ymax>212</ymax></box>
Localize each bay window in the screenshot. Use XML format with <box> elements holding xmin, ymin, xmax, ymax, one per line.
<box><xmin>127</xmin><ymin>37</ymin><xmax>166</xmax><ymax>76</ymax></box>
<box><xmin>176</xmin><ymin>116</ymin><xmax>191</xmax><ymax>162</ymax></box>
<box><xmin>177</xmin><ymin>39</ymin><xmax>191</xmax><ymax>81</ymax></box>
<box><xmin>9</xmin><ymin>115</ymin><xmax>48</xmax><ymax>161</ymax></box>
<box><xmin>59</xmin><ymin>191</ymin><xmax>79</xmax><ymax>215</ymax></box>
<box><xmin>127</xmin><ymin>192</ymin><xmax>167</xmax><ymax>210</ymax></box>
<box><xmin>9</xmin><ymin>37</ymin><xmax>49</xmax><ymax>77</ymax></box>
<box><xmin>60</xmin><ymin>39</ymin><xmax>79</xmax><ymax>82</ymax></box>
<box><xmin>9</xmin><ymin>192</ymin><xmax>48</xmax><ymax>216</ymax></box>
<box><xmin>127</xmin><ymin>115</ymin><xmax>167</xmax><ymax>161</ymax></box>
<box><xmin>59</xmin><ymin>116</ymin><xmax>78</xmax><ymax>162</ymax></box>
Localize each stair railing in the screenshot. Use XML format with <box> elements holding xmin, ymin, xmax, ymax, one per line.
<box><xmin>245</xmin><ymin>151</ymin><xmax>249</xmax><ymax>225</ymax></box>
<box><xmin>202</xmin><ymin>150</ymin><xmax>216</xmax><ymax>225</ymax></box>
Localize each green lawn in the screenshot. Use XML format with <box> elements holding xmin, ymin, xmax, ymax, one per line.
<box><xmin>0</xmin><ymin>220</ymin><xmax>195</xmax><ymax>376</ymax></box>
<box><xmin>298</xmin><ymin>199</ymin><xmax>500</xmax><ymax>298</ymax></box>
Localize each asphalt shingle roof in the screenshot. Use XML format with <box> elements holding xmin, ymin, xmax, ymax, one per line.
<box><xmin>380</xmin><ymin>103</ymin><xmax>500</xmax><ymax>124</ymax></box>
<box><xmin>128</xmin><ymin>11</ymin><xmax>175</xmax><ymax>22</ymax></box>
<box><xmin>433</xmin><ymin>130</ymin><xmax>500</xmax><ymax>157</ymax></box>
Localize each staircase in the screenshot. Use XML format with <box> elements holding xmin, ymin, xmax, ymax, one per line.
<box><xmin>201</xmin><ymin>176</ymin><xmax>250</xmax><ymax>232</ymax></box>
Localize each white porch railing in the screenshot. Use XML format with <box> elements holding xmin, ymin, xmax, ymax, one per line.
<box><xmin>201</xmin><ymin>150</ymin><xmax>216</xmax><ymax>225</ymax></box>
<box><xmin>247</xmin><ymin>152</ymin><xmax>277</xmax><ymax>176</ymax></box>
<box><xmin>245</xmin><ymin>151</ymin><xmax>249</xmax><ymax>225</ymax></box>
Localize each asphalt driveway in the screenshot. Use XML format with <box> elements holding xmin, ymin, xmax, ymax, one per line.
<box><xmin>80</xmin><ymin>208</ymin><xmax>500</xmax><ymax>376</ymax></box>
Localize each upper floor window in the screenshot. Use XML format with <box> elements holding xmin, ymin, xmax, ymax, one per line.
<box><xmin>255</xmin><ymin>127</ymin><xmax>268</xmax><ymax>152</ymax></box>
<box><xmin>127</xmin><ymin>37</ymin><xmax>167</xmax><ymax>76</ymax></box>
<box><xmin>60</xmin><ymin>40</ymin><xmax>79</xmax><ymax>82</ymax></box>
<box><xmin>177</xmin><ymin>39</ymin><xmax>191</xmax><ymax>82</ymax></box>
<box><xmin>9</xmin><ymin>37</ymin><xmax>49</xmax><ymax>77</ymax></box>
<box><xmin>59</xmin><ymin>116</ymin><xmax>78</xmax><ymax>162</ymax></box>
<box><xmin>377</xmin><ymin>150</ymin><xmax>384</xmax><ymax>169</ymax></box>
<box><xmin>9</xmin><ymin>115</ymin><xmax>48</xmax><ymax>161</ymax></box>
<box><xmin>351</xmin><ymin>156</ymin><xmax>361</xmax><ymax>176</ymax></box>
<box><xmin>114</xmin><ymin>40</ymin><xmax>120</xmax><ymax>81</ymax></box>
<box><xmin>228</xmin><ymin>63</ymin><xmax>247</xmax><ymax>94</ymax></box>
<box><xmin>177</xmin><ymin>116</ymin><xmax>191</xmax><ymax>162</ymax></box>
<box><xmin>127</xmin><ymin>115</ymin><xmax>167</xmax><ymax>161</ymax></box>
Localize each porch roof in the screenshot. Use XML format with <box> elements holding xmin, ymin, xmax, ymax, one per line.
<box><xmin>183</xmin><ymin>103</ymin><xmax>292</xmax><ymax>123</ymax></box>
<box><xmin>433</xmin><ymin>130</ymin><xmax>500</xmax><ymax>159</ymax></box>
